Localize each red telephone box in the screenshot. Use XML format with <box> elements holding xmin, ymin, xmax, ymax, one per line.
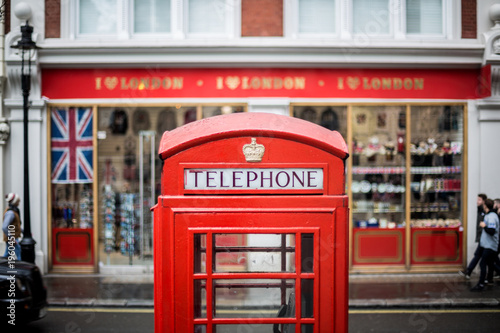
<box><xmin>153</xmin><ymin>113</ymin><xmax>349</xmax><ymax>333</ymax></box>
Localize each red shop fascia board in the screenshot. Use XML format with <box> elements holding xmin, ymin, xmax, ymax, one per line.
<box><xmin>41</xmin><ymin>67</ymin><xmax>491</xmax><ymax>100</ymax></box>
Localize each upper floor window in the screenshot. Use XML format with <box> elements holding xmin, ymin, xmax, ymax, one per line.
<box><xmin>74</xmin><ymin>0</ymin><xmax>237</xmax><ymax>39</ymax></box>
<box><xmin>134</xmin><ymin>0</ymin><xmax>171</xmax><ymax>34</ymax></box>
<box><xmin>298</xmin><ymin>0</ymin><xmax>337</xmax><ymax>34</ymax></box>
<box><xmin>291</xmin><ymin>0</ymin><xmax>449</xmax><ymax>39</ymax></box>
<box><xmin>79</xmin><ymin>0</ymin><xmax>118</xmax><ymax>35</ymax></box>
<box><xmin>406</xmin><ymin>0</ymin><xmax>443</xmax><ymax>35</ymax></box>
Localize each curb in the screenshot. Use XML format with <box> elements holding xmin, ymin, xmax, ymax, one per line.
<box><xmin>48</xmin><ymin>298</ymin><xmax>500</xmax><ymax>309</ymax></box>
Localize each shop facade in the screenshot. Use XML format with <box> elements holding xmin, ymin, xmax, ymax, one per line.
<box><xmin>3</xmin><ymin>0</ymin><xmax>500</xmax><ymax>275</ymax></box>
<box><xmin>34</xmin><ymin>66</ymin><xmax>487</xmax><ymax>274</ymax></box>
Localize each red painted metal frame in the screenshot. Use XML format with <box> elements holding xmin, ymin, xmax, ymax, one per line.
<box><xmin>154</xmin><ymin>113</ymin><xmax>349</xmax><ymax>332</ymax></box>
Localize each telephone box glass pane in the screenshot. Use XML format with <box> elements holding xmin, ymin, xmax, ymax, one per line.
<box><xmin>301</xmin><ymin>279</ymin><xmax>314</xmax><ymax>318</ymax></box>
<box><xmin>214</xmin><ymin>324</ymin><xmax>279</xmax><ymax>333</ymax></box>
<box><xmin>194</xmin><ymin>279</ymin><xmax>206</xmax><ymax>318</ymax></box>
<box><xmin>194</xmin><ymin>325</ymin><xmax>206</xmax><ymax>333</ymax></box>
<box><xmin>302</xmin><ymin>324</ymin><xmax>314</xmax><ymax>333</ymax></box>
<box><xmin>213</xmin><ymin>279</ymin><xmax>295</xmax><ymax>318</ymax></box>
<box><xmin>194</xmin><ymin>234</ymin><xmax>206</xmax><ymax>274</ymax></box>
<box><xmin>214</xmin><ymin>234</ymin><xmax>296</xmax><ymax>272</ymax></box>
<box><xmin>301</xmin><ymin>233</ymin><xmax>314</xmax><ymax>273</ymax></box>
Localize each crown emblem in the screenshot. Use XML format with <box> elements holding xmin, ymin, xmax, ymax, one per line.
<box><xmin>243</xmin><ymin>138</ymin><xmax>265</xmax><ymax>162</ymax></box>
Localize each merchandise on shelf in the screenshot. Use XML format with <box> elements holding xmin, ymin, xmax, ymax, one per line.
<box><xmin>79</xmin><ymin>188</ymin><xmax>93</xmax><ymax>228</ymax></box>
<box><xmin>102</xmin><ymin>186</ymin><xmax>116</xmax><ymax>254</ymax></box>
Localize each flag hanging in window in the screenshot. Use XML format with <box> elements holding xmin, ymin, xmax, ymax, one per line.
<box><xmin>51</xmin><ymin>107</ymin><xmax>94</xmax><ymax>183</ymax></box>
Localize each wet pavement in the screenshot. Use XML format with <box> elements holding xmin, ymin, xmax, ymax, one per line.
<box><xmin>43</xmin><ymin>272</ymin><xmax>500</xmax><ymax>309</ymax></box>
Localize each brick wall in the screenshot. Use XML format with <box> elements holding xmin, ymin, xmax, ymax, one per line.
<box><xmin>241</xmin><ymin>0</ymin><xmax>283</xmax><ymax>37</ymax></box>
<box><xmin>461</xmin><ymin>0</ymin><xmax>476</xmax><ymax>39</ymax></box>
<box><xmin>45</xmin><ymin>0</ymin><xmax>60</xmax><ymax>38</ymax></box>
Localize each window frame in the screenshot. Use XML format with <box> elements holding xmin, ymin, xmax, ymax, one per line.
<box><xmin>286</xmin><ymin>0</ymin><xmax>453</xmax><ymax>41</ymax></box>
<box><xmin>70</xmin><ymin>0</ymin><xmax>239</xmax><ymax>40</ymax></box>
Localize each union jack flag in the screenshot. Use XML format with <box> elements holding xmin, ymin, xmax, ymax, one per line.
<box><xmin>51</xmin><ymin>107</ymin><xmax>94</xmax><ymax>184</ymax></box>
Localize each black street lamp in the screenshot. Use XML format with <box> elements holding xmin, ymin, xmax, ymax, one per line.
<box><xmin>11</xmin><ymin>3</ymin><xmax>38</xmax><ymax>263</ymax></box>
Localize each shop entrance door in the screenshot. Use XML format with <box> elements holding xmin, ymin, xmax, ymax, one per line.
<box><xmin>171</xmin><ymin>211</ymin><xmax>339</xmax><ymax>333</ymax></box>
<box><xmin>139</xmin><ymin>131</ymin><xmax>156</xmax><ymax>260</ymax></box>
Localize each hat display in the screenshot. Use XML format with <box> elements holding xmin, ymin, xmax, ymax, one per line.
<box><xmin>5</xmin><ymin>193</ymin><xmax>20</xmax><ymax>205</ymax></box>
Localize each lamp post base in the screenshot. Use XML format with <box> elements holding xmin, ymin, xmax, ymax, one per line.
<box><xmin>20</xmin><ymin>237</ymin><xmax>36</xmax><ymax>263</ymax></box>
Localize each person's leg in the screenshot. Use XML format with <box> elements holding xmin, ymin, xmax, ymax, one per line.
<box><xmin>14</xmin><ymin>241</ymin><xmax>21</xmax><ymax>260</ymax></box>
<box><xmin>461</xmin><ymin>245</ymin><xmax>483</xmax><ymax>277</ymax></box>
<box><xmin>472</xmin><ymin>249</ymin><xmax>492</xmax><ymax>291</ymax></box>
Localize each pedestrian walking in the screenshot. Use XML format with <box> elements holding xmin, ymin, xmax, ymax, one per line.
<box><xmin>2</xmin><ymin>193</ymin><xmax>22</xmax><ymax>260</ymax></box>
<box><xmin>459</xmin><ymin>193</ymin><xmax>487</xmax><ymax>279</ymax></box>
<box><xmin>471</xmin><ymin>199</ymin><xmax>499</xmax><ymax>291</ymax></box>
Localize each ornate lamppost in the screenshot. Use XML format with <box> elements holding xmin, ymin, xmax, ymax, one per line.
<box><xmin>11</xmin><ymin>3</ymin><xmax>37</xmax><ymax>263</ymax></box>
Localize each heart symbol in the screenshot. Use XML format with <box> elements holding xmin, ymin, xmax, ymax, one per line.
<box><xmin>347</xmin><ymin>77</ymin><xmax>360</xmax><ymax>90</ymax></box>
<box><xmin>225</xmin><ymin>76</ymin><xmax>240</xmax><ymax>90</ymax></box>
<box><xmin>104</xmin><ymin>77</ymin><xmax>118</xmax><ymax>90</ymax></box>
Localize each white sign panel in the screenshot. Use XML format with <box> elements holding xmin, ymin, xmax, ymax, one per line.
<box><xmin>184</xmin><ymin>168</ymin><xmax>324</xmax><ymax>190</ymax></box>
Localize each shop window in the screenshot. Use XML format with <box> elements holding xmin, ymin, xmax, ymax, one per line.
<box><xmin>409</xmin><ymin>105</ymin><xmax>463</xmax><ymax>264</ymax></box>
<box><xmin>96</xmin><ymin>105</ymin><xmax>244</xmax><ymax>266</ymax></box>
<box><xmin>293</xmin><ymin>105</ymin><xmax>347</xmax><ymax>138</ymax></box>
<box><xmin>50</xmin><ymin>107</ymin><xmax>96</xmax><ymax>269</ymax></box>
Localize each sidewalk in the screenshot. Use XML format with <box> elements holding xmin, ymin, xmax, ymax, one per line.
<box><xmin>44</xmin><ymin>273</ymin><xmax>500</xmax><ymax>309</ymax></box>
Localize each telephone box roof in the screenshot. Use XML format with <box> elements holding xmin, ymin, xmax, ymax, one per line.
<box><xmin>159</xmin><ymin>112</ymin><xmax>349</xmax><ymax>160</ymax></box>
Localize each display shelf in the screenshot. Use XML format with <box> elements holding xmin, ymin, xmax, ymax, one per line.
<box><xmin>353</xmin><ymin>209</ymin><xmax>404</xmax><ymax>213</ymax></box>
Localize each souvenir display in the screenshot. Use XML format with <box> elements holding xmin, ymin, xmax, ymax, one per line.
<box><xmin>79</xmin><ymin>187</ymin><xmax>93</xmax><ymax>228</ymax></box>
<box><xmin>103</xmin><ymin>186</ymin><xmax>116</xmax><ymax>254</ymax></box>
<box><xmin>120</xmin><ymin>193</ymin><xmax>139</xmax><ymax>263</ymax></box>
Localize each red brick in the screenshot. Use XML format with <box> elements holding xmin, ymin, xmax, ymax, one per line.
<box><xmin>45</xmin><ymin>0</ymin><xmax>60</xmax><ymax>38</ymax></box>
<box><xmin>241</xmin><ymin>0</ymin><xmax>283</xmax><ymax>37</ymax></box>
<box><xmin>461</xmin><ymin>0</ymin><xmax>476</xmax><ymax>39</ymax></box>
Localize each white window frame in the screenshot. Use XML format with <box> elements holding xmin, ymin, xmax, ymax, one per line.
<box><xmin>183</xmin><ymin>0</ymin><xmax>239</xmax><ymax>39</ymax></box>
<box><xmin>286</xmin><ymin>0</ymin><xmax>341</xmax><ymax>39</ymax></box>
<box><xmin>285</xmin><ymin>0</ymin><xmax>455</xmax><ymax>41</ymax></box>
<box><xmin>401</xmin><ymin>0</ymin><xmax>450</xmax><ymax>40</ymax></box>
<box><xmin>64</xmin><ymin>0</ymin><xmax>238</xmax><ymax>40</ymax></box>
<box><xmin>129</xmin><ymin>0</ymin><xmax>176</xmax><ymax>40</ymax></box>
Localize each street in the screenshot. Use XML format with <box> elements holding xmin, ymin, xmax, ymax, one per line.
<box><xmin>4</xmin><ymin>307</ymin><xmax>500</xmax><ymax>332</ymax></box>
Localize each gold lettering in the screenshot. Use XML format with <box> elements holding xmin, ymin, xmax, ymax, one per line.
<box><xmin>283</xmin><ymin>77</ymin><xmax>294</xmax><ymax>89</ymax></box>
<box><xmin>151</xmin><ymin>78</ymin><xmax>161</xmax><ymax>90</ymax></box>
<box><xmin>95</xmin><ymin>77</ymin><xmax>102</xmax><ymax>90</ymax></box>
<box><xmin>372</xmin><ymin>78</ymin><xmax>381</xmax><ymax>90</ymax></box>
<box><xmin>139</xmin><ymin>78</ymin><xmax>150</xmax><ymax>90</ymax></box>
<box><xmin>382</xmin><ymin>78</ymin><xmax>391</xmax><ymax>89</ymax></box>
<box><xmin>242</xmin><ymin>77</ymin><xmax>250</xmax><ymax>89</ymax></box>
<box><xmin>274</xmin><ymin>78</ymin><xmax>283</xmax><ymax>89</ymax></box>
<box><xmin>251</xmin><ymin>77</ymin><xmax>261</xmax><ymax>89</ymax></box>
<box><xmin>216</xmin><ymin>77</ymin><xmax>224</xmax><ymax>89</ymax></box>
<box><xmin>262</xmin><ymin>77</ymin><xmax>272</xmax><ymax>89</ymax></box>
<box><xmin>338</xmin><ymin>77</ymin><xmax>344</xmax><ymax>89</ymax></box>
<box><xmin>393</xmin><ymin>78</ymin><xmax>402</xmax><ymax>90</ymax></box>
<box><xmin>414</xmin><ymin>78</ymin><xmax>424</xmax><ymax>90</ymax></box>
<box><xmin>363</xmin><ymin>78</ymin><xmax>371</xmax><ymax>89</ymax></box>
<box><xmin>120</xmin><ymin>78</ymin><xmax>128</xmax><ymax>89</ymax></box>
<box><xmin>173</xmin><ymin>77</ymin><xmax>183</xmax><ymax>89</ymax></box>
<box><xmin>404</xmin><ymin>78</ymin><xmax>412</xmax><ymax>90</ymax></box>
<box><xmin>129</xmin><ymin>78</ymin><xmax>139</xmax><ymax>90</ymax></box>
<box><xmin>294</xmin><ymin>77</ymin><xmax>305</xmax><ymax>89</ymax></box>
<box><xmin>162</xmin><ymin>78</ymin><xmax>172</xmax><ymax>89</ymax></box>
